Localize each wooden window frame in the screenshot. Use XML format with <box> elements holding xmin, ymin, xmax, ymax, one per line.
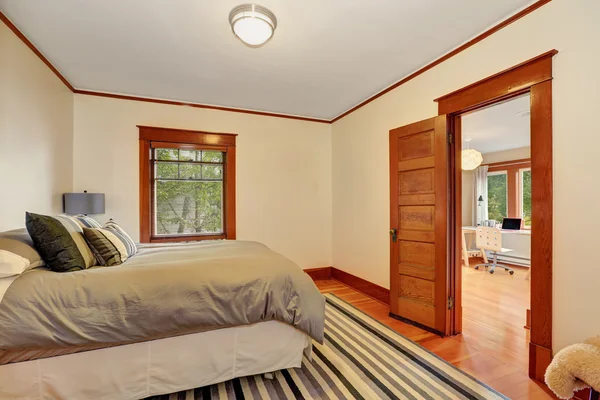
<box><xmin>138</xmin><ymin>125</ymin><xmax>237</xmax><ymax>243</ymax></box>
<box><xmin>435</xmin><ymin>49</ymin><xmax>557</xmax><ymax>381</ymax></box>
<box><xmin>485</xmin><ymin>158</ymin><xmax>532</xmax><ymax>226</ymax></box>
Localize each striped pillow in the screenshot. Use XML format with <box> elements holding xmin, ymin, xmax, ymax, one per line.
<box><xmin>55</xmin><ymin>215</ymin><xmax>97</xmax><ymax>268</ymax></box>
<box><xmin>82</xmin><ymin>228</ymin><xmax>129</xmax><ymax>266</ymax></box>
<box><xmin>73</xmin><ymin>215</ymin><xmax>102</xmax><ymax>229</ymax></box>
<box><xmin>103</xmin><ymin>220</ymin><xmax>137</xmax><ymax>257</ymax></box>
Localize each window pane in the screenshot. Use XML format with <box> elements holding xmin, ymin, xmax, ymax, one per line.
<box><xmin>178</xmin><ymin>163</ymin><xmax>202</xmax><ymax>179</ymax></box>
<box><xmin>155</xmin><ymin>162</ymin><xmax>178</xmax><ymax>179</ymax></box>
<box><xmin>487</xmin><ymin>173</ymin><xmax>507</xmax><ymax>222</ymax></box>
<box><xmin>522</xmin><ymin>170</ymin><xmax>532</xmax><ymax>226</ymax></box>
<box><xmin>202</xmin><ymin>151</ymin><xmax>223</xmax><ymax>163</ymax></box>
<box><xmin>202</xmin><ymin>165</ymin><xmax>223</xmax><ymax>179</ymax></box>
<box><xmin>155</xmin><ymin>148</ymin><xmax>178</xmax><ymax>161</ymax></box>
<box><xmin>179</xmin><ymin>149</ymin><xmax>200</xmax><ymax>161</ymax></box>
<box><xmin>155</xmin><ymin>181</ymin><xmax>223</xmax><ymax>235</ymax></box>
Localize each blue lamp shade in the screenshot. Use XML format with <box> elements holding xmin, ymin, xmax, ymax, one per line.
<box><xmin>63</xmin><ymin>192</ymin><xmax>105</xmax><ymax>215</ymax></box>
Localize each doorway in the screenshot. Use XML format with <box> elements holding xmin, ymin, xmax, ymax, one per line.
<box><xmin>459</xmin><ymin>94</ymin><xmax>532</xmax><ymax>373</ymax></box>
<box><xmin>388</xmin><ymin>50</ymin><xmax>556</xmax><ymax>380</ymax></box>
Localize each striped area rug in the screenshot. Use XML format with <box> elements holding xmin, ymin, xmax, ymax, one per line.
<box><xmin>147</xmin><ymin>294</ymin><xmax>507</xmax><ymax>399</ymax></box>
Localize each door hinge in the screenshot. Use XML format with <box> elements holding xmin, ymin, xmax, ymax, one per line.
<box><xmin>448</xmin><ymin>133</ymin><xmax>454</xmax><ymax>144</ymax></box>
<box><xmin>447</xmin><ymin>296</ymin><xmax>454</xmax><ymax>309</ymax></box>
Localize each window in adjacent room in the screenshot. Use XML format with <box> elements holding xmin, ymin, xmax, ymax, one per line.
<box><xmin>138</xmin><ymin>126</ymin><xmax>237</xmax><ymax>243</ymax></box>
<box><xmin>487</xmin><ymin>171</ymin><xmax>508</xmax><ymax>222</ymax></box>
<box><xmin>520</xmin><ymin>167</ymin><xmax>532</xmax><ymax>227</ymax></box>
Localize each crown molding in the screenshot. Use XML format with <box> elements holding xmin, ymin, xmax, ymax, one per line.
<box><xmin>1</xmin><ymin>1</ymin><xmax>552</xmax><ymax>124</ymax></box>
<box><xmin>73</xmin><ymin>90</ymin><xmax>331</xmax><ymax>124</ymax></box>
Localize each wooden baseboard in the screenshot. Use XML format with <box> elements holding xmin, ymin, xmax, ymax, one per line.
<box><xmin>574</xmin><ymin>388</ymin><xmax>592</xmax><ymax>400</ymax></box>
<box><xmin>304</xmin><ymin>266</ymin><xmax>332</xmax><ymax>280</ymax></box>
<box><xmin>305</xmin><ymin>266</ymin><xmax>391</xmax><ymax>305</ymax></box>
<box><xmin>330</xmin><ymin>268</ymin><xmax>390</xmax><ymax>305</ymax></box>
<box><xmin>529</xmin><ymin>342</ymin><xmax>553</xmax><ymax>382</ymax></box>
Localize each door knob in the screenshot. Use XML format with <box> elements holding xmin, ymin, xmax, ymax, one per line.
<box><xmin>389</xmin><ymin>229</ymin><xmax>397</xmax><ymax>242</ymax></box>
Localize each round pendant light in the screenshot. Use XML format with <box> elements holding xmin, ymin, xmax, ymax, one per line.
<box><xmin>462</xmin><ymin>139</ymin><xmax>483</xmax><ymax>170</ymax></box>
<box><xmin>229</xmin><ymin>4</ymin><xmax>277</xmax><ymax>47</ymax></box>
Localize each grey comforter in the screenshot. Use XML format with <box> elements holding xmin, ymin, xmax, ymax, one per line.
<box><xmin>0</xmin><ymin>240</ymin><xmax>324</xmax><ymax>357</ymax></box>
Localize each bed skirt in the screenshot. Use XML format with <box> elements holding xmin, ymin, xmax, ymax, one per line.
<box><xmin>0</xmin><ymin>321</ymin><xmax>310</xmax><ymax>400</ymax></box>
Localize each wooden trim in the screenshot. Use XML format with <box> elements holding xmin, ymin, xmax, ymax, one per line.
<box><xmin>487</xmin><ymin>162</ymin><xmax>531</xmax><ymax>172</ymax></box>
<box><xmin>331</xmin><ymin>268</ymin><xmax>390</xmax><ymax>305</ymax></box>
<box><xmin>139</xmin><ymin>140</ymin><xmax>151</xmax><ymax>243</ymax></box>
<box><xmin>507</xmin><ymin>168</ymin><xmax>519</xmax><ymax>217</ymax></box>
<box><xmin>443</xmin><ymin>51</ymin><xmax>556</xmax><ymax>381</ymax></box>
<box><xmin>434</xmin><ymin>115</ymin><xmax>451</xmax><ymax>335</ymax></box>
<box><xmin>77</xmin><ymin>90</ymin><xmax>331</xmax><ymax>124</ymax></box>
<box><xmin>139</xmin><ymin>126</ymin><xmax>237</xmax><ymax>243</ymax></box>
<box><xmin>150</xmin><ymin>141</ymin><xmax>228</xmax><ymax>152</ymax></box>
<box><xmin>574</xmin><ymin>388</ymin><xmax>592</xmax><ymax>400</ymax></box>
<box><xmin>529</xmin><ymin>342</ymin><xmax>553</xmax><ymax>382</ymax></box>
<box><xmin>530</xmin><ymin>79</ymin><xmax>553</xmax><ymax>351</ymax></box>
<box><xmin>138</xmin><ymin>125</ymin><xmax>237</xmax><ymax>145</ymax></box>
<box><xmin>484</xmin><ymin>158</ymin><xmax>531</xmax><ymax>168</ymax></box>
<box><xmin>304</xmin><ymin>267</ymin><xmax>332</xmax><ymax>280</ymax></box>
<box><xmin>331</xmin><ymin>0</ymin><xmax>553</xmax><ymax>122</ymax></box>
<box><xmin>435</xmin><ymin>50</ymin><xmax>557</xmax><ymax>114</ymax></box>
<box><xmin>0</xmin><ymin>11</ymin><xmax>75</xmax><ymax>91</ymax></box>
<box><xmin>451</xmin><ymin>116</ymin><xmax>462</xmax><ymax>334</ymax></box>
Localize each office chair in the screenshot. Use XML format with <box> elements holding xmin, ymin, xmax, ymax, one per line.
<box><xmin>475</xmin><ymin>226</ymin><xmax>515</xmax><ymax>275</ymax></box>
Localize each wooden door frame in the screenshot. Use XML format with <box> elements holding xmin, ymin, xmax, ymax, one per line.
<box><xmin>434</xmin><ymin>49</ymin><xmax>557</xmax><ymax>381</ymax></box>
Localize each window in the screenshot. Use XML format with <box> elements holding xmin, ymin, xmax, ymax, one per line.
<box><xmin>485</xmin><ymin>159</ymin><xmax>531</xmax><ymax>228</ymax></box>
<box><xmin>520</xmin><ymin>168</ymin><xmax>532</xmax><ymax>227</ymax></box>
<box><xmin>139</xmin><ymin>126</ymin><xmax>236</xmax><ymax>243</ymax></box>
<box><xmin>487</xmin><ymin>171</ymin><xmax>508</xmax><ymax>222</ymax></box>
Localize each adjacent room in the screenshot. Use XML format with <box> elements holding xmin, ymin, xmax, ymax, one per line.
<box><xmin>460</xmin><ymin>94</ymin><xmax>533</xmax><ymax>372</ymax></box>
<box><xmin>1</xmin><ymin>1</ymin><xmax>599</xmax><ymax>399</ymax></box>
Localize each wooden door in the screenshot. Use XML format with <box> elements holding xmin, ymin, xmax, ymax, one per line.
<box><xmin>389</xmin><ymin>115</ymin><xmax>451</xmax><ymax>335</ymax></box>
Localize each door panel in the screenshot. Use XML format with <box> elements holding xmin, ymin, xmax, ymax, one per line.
<box><xmin>399</xmin><ymin>169</ymin><xmax>435</xmax><ymax>195</ymax></box>
<box><xmin>389</xmin><ymin>115</ymin><xmax>450</xmax><ymax>335</ymax></box>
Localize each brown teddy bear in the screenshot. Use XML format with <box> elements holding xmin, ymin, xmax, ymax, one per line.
<box><xmin>546</xmin><ymin>336</ymin><xmax>600</xmax><ymax>399</ymax></box>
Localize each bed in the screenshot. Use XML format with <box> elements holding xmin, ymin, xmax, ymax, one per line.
<box><xmin>0</xmin><ymin>238</ymin><xmax>325</xmax><ymax>399</ymax></box>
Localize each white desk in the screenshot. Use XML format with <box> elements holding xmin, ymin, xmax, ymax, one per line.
<box><xmin>462</xmin><ymin>226</ymin><xmax>531</xmax><ymax>267</ymax></box>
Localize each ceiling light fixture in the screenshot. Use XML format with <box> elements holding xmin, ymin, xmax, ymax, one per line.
<box><xmin>229</xmin><ymin>4</ymin><xmax>277</xmax><ymax>48</ymax></box>
<box><xmin>462</xmin><ymin>138</ymin><xmax>483</xmax><ymax>171</ymax></box>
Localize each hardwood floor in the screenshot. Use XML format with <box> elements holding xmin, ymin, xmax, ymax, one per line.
<box><xmin>315</xmin><ymin>263</ymin><xmax>561</xmax><ymax>400</ymax></box>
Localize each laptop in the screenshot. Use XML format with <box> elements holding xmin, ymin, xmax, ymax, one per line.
<box><xmin>501</xmin><ymin>218</ymin><xmax>522</xmax><ymax>230</ymax></box>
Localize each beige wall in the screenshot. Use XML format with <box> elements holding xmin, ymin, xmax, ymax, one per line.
<box><xmin>73</xmin><ymin>95</ymin><xmax>332</xmax><ymax>269</ymax></box>
<box><xmin>0</xmin><ymin>22</ymin><xmax>74</xmax><ymax>231</ymax></box>
<box><xmin>462</xmin><ymin>146</ymin><xmax>531</xmax><ymax>223</ymax></box>
<box><xmin>331</xmin><ymin>0</ymin><xmax>600</xmax><ymax>351</ymax></box>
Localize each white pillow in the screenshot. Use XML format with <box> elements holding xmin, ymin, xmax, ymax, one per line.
<box><xmin>0</xmin><ymin>250</ymin><xmax>31</xmax><ymax>278</ymax></box>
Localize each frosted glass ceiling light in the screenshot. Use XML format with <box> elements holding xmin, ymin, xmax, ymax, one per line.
<box><xmin>229</xmin><ymin>4</ymin><xmax>277</xmax><ymax>47</ymax></box>
<box><xmin>462</xmin><ymin>138</ymin><xmax>483</xmax><ymax>171</ymax></box>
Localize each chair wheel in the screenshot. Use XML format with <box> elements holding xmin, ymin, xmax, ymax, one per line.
<box><xmin>474</xmin><ymin>266</ymin><xmax>479</xmax><ymax>270</ymax></box>
<box><xmin>489</xmin><ymin>270</ymin><xmax>494</xmax><ymax>274</ymax></box>
<box><xmin>509</xmin><ymin>270</ymin><xmax>515</xmax><ymax>275</ymax></box>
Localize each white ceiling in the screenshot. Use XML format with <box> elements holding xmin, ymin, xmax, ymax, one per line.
<box><xmin>462</xmin><ymin>94</ymin><xmax>530</xmax><ymax>154</ymax></box>
<box><xmin>0</xmin><ymin>0</ymin><xmax>535</xmax><ymax>120</ymax></box>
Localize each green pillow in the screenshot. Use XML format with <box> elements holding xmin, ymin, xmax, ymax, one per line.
<box><xmin>25</xmin><ymin>212</ymin><xmax>86</xmax><ymax>272</ymax></box>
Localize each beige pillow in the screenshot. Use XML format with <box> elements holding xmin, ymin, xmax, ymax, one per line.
<box><xmin>0</xmin><ymin>250</ymin><xmax>31</xmax><ymax>278</ymax></box>
<box><xmin>0</xmin><ymin>229</ymin><xmax>44</xmax><ymax>269</ymax></box>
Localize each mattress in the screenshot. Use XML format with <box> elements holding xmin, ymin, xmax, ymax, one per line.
<box><xmin>0</xmin><ymin>320</ymin><xmax>310</xmax><ymax>400</ymax></box>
